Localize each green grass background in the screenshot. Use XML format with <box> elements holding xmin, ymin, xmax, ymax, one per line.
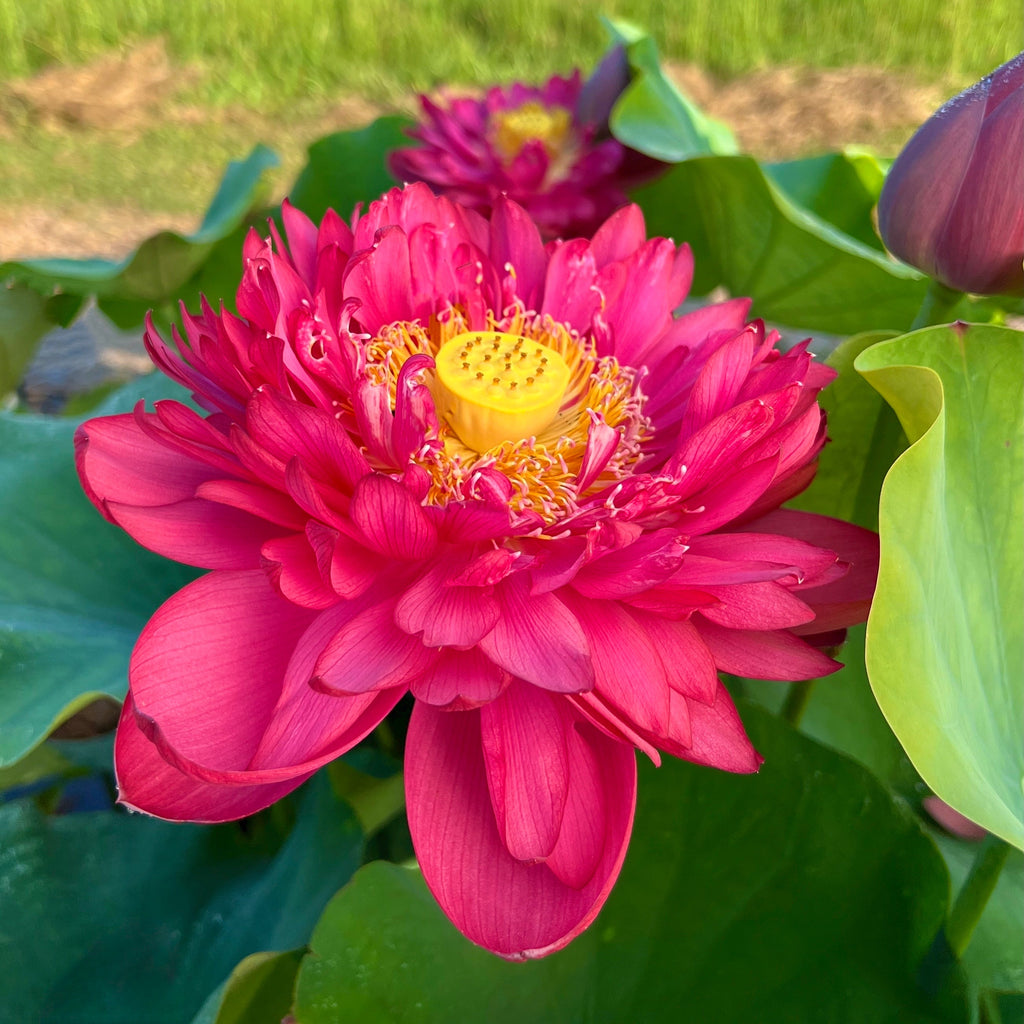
<box><xmin>0</xmin><ymin>1</ymin><xmax>1019</xmax><ymax>250</ymax></box>
<box><xmin>1</xmin><ymin>0</ymin><xmax>1018</xmax><ymax>106</ymax></box>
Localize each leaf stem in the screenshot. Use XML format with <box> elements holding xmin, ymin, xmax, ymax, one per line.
<box><xmin>944</xmin><ymin>835</ymin><xmax>1010</xmax><ymax>958</ymax></box>
<box><xmin>780</xmin><ymin>679</ymin><xmax>815</xmax><ymax>727</ymax></box>
<box><xmin>910</xmin><ymin>280</ymin><xmax>964</xmax><ymax>331</ymax></box>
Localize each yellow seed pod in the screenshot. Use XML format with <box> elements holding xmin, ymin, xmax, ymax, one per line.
<box><xmin>433</xmin><ymin>331</ymin><xmax>571</xmax><ymax>452</ymax></box>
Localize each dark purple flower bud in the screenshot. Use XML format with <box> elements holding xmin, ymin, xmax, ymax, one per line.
<box><xmin>877</xmin><ymin>52</ymin><xmax>1024</xmax><ymax>295</ymax></box>
<box><xmin>576</xmin><ymin>44</ymin><xmax>631</xmax><ymax>135</ymax></box>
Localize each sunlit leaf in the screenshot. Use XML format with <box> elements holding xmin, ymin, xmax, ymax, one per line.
<box><xmin>856</xmin><ymin>324</ymin><xmax>1024</xmax><ymax>849</ymax></box>
<box><xmin>604</xmin><ymin>18</ymin><xmax>738</xmax><ymax>160</ymax></box>
<box><xmin>0</xmin><ymin>146</ymin><xmax>278</xmax><ymax>305</ymax></box>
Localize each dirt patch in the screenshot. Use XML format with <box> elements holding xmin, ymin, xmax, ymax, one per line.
<box><xmin>667</xmin><ymin>63</ymin><xmax>944</xmax><ymax>156</ymax></box>
<box><xmin>3</xmin><ymin>38</ymin><xmax>192</xmax><ymax>132</ymax></box>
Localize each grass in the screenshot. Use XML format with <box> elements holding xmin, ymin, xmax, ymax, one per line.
<box><xmin>0</xmin><ymin>1</ymin><xmax>1018</xmax><ymax>258</ymax></box>
<box><xmin>0</xmin><ymin>0</ymin><xmax>1018</xmax><ymax>108</ymax></box>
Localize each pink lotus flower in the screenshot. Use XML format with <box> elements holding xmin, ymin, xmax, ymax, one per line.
<box><xmin>76</xmin><ymin>184</ymin><xmax>878</xmax><ymax>959</ymax></box>
<box><xmin>389</xmin><ymin>64</ymin><xmax>661</xmax><ymax>239</ymax></box>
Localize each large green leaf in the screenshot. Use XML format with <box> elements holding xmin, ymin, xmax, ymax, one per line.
<box><xmin>0</xmin><ymin>374</ymin><xmax>198</xmax><ymax>767</ymax></box>
<box><xmin>0</xmin><ymin>774</ymin><xmax>362</xmax><ymax>1024</ymax></box>
<box><xmin>294</xmin><ymin>706</ymin><xmax>963</xmax><ymax>1023</ymax></box>
<box><xmin>856</xmin><ymin>325</ymin><xmax>1024</xmax><ymax>849</ymax></box>
<box><xmin>0</xmin><ymin>146</ymin><xmax>277</xmax><ymax>306</ymax></box>
<box><xmin>288</xmin><ymin>116</ymin><xmax>411</xmax><ymax>224</ymax></box>
<box><xmin>764</xmin><ymin>150</ymin><xmax>888</xmax><ymax>252</ymax></box>
<box><xmin>604</xmin><ymin>19</ymin><xmax>738</xmax><ymax>160</ymax></box>
<box><xmin>632</xmin><ymin>155</ymin><xmax>934</xmax><ymax>334</ymax></box>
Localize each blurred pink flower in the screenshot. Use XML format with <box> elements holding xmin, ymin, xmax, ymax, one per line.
<box><xmin>389</xmin><ymin>63</ymin><xmax>660</xmax><ymax>239</ymax></box>
<box><xmin>877</xmin><ymin>52</ymin><xmax>1024</xmax><ymax>295</ymax></box>
<box><xmin>76</xmin><ymin>184</ymin><xmax>877</xmax><ymax>959</ymax></box>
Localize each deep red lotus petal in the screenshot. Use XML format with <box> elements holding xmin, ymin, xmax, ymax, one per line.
<box><xmin>746</xmin><ymin>509</ymin><xmax>879</xmax><ymax>631</ymax></box>
<box><xmin>697</xmin><ymin>581</ymin><xmax>817</xmax><ymax>631</ymax></box>
<box><xmin>566</xmin><ymin>596</ymin><xmax>670</xmax><ymax>735</ymax></box>
<box><xmin>489</xmin><ymin>196</ymin><xmax>546</xmax><ymax>310</ymax></box>
<box><xmin>480</xmin><ymin>681</ymin><xmax>571</xmax><ymax>862</ymax></box>
<box><xmin>589</xmin><ymin>204</ymin><xmax>647</xmax><ymax>268</ymax></box>
<box><xmin>544</xmin><ymin>720</ymin><xmax>611</xmax><ymax>889</ymax></box>
<box><xmin>411</xmin><ymin>647</ymin><xmax>510</xmax><ymax>709</ymax></box>
<box><xmin>312</xmin><ymin>599</ymin><xmax>437</xmax><ymax>695</ymax></box>
<box><xmin>106</xmin><ymin>497</ymin><xmax>284</xmax><ymax>571</ymax></box>
<box><xmin>75</xmin><ymin>411</ymin><xmax>223</xmax><ymax>521</ymax></box>
<box><xmin>195</xmin><ymin>478</ymin><xmax>308</xmax><ymax>530</ymax></box>
<box><xmin>115</xmin><ymin>695</ymin><xmax>312</xmax><ymax>823</ymax></box>
<box><xmin>572</xmin><ymin>528</ymin><xmax>688</xmax><ymax>600</ymax></box>
<box><xmin>128</xmin><ymin>570</ymin><xmax>317</xmax><ymax>773</ymax></box>
<box><xmin>694</xmin><ymin>616</ymin><xmax>841</xmax><ymax>680</ymax></box>
<box><xmin>406</xmin><ymin>701</ymin><xmax>637</xmax><ymax>959</ymax></box>
<box><xmin>345</xmin><ymin>224</ymin><xmax>415</xmax><ymax>333</ymax></box>
<box><xmin>540</xmin><ymin>238</ymin><xmax>600</xmax><ymax>329</ymax></box>
<box><xmin>395</xmin><ymin>561</ymin><xmax>500</xmax><ymax>647</ymax></box>
<box><xmin>261</xmin><ymin>532</ymin><xmax>339</xmax><ymax>609</ymax></box>
<box><xmin>246</xmin><ymin>388</ymin><xmax>370</xmax><ymax>492</ymax></box>
<box><xmin>629</xmin><ymin>611</ymin><xmax>719</xmax><ymax>705</ymax></box>
<box><xmin>675</xmin><ymin>682</ymin><xmax>762</xmax><ymax>773</ymax></box>
<box><xmin>350</xmin><ymin>473</ymin><xmax>439</xmax><ymax>560</ymax></box>
<box><xmin>249</xmin><ymin>600</ymin><xmax>407</xmax><ymax>770</ymax></box>
<box><xmin>478</xmin><ymin>577</ymin><xmax>593</xmax><ymax>693</ymax></box>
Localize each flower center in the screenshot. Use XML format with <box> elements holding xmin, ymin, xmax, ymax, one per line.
<box><xmin>433</xmin><ymin>331</ymin><xmax>571</xmax><ymax>452</ymax></box>
<box><xmin>491</xmin><ymin>101</ymin><xmax>573</xmax><ymax>163</ymax></box>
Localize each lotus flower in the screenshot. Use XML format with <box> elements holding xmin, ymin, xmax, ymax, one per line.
<box><xmin>877</xmin><ymin>52</ymin><xmax>1024</xmax><ymax>295</ymax></box>
<box><xmin>389</xmin><ymin>62</ymin><xmax>660</xmax><ymax>239</ymax></box>
<box><xmin>76</xmin><ymin>184</ymin><xmax>878</xmax><ymax>959</ymax></box>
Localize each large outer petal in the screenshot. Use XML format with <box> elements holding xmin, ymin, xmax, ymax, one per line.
<box><xmin>128</xmin><ymin>570</ymin><xmax>318</xmax><ymax>773</ymax></box>
<box><xmin>405</xmin><ymin>701</ymin><xmax>636</xmax><ymax>959</ymax></box>
<box><xmin>76</xmin><ymin>412</ymin><xmax>282</xmax><ymax>569</ymax></box>
<box><xmin>115</xmin><ymin>696</ymin><xmax>313</xmax><ymax>822</ymax></box>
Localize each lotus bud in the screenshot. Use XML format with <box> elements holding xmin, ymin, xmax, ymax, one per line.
<box><xmin>877</xmin><ymin>53</ymin><xmax>1024</xmax><ymax>295</ymax></box>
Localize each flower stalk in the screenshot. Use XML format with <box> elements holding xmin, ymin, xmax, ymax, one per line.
<box><xmin>944</xmin><ymin>835</ymin><xmax>1011</xmax><ymax>958</ymax></box>
<box><xmin>909</xmin><ymin>280</ymin><xmax>964</xmax><ymax>332</ymax></box>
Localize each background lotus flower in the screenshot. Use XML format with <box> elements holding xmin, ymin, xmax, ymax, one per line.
<box><xmin>76</xmin><ymin>184</ymin><xmax>878</xmax><ymax>959</ymax></box>
<box><xmin>389</xmin><ymin>62</ymin><xmax>662</xmax><ymax>239</ymax></box>
<box><xmin>877</xmin><ymin>52</ymin><xmax>1024</xmax><ymax>295</ymax></box>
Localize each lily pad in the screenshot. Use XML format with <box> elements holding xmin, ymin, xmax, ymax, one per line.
<box><xmin>293</xmin><ymin>706</ymin><xmax>963</xmax><ymax>1023</ymax></box>
<box><xmin>0</xmin><ymin>774</ymin><xmax>361</xmax><ymax>1024</ymax></box>
<box><xmin>632</xmin><ymin>155</ymin><xmax>932</xmax><ymax>334</ymax></box>
<box><xmin>856</xmin><ymin>324</ymin><xmax>1024</xmax><ymax>849</ymax></box>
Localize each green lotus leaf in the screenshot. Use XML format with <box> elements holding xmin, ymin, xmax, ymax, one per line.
<box><xmin>293</xmin><ymin>706</ymin><xmax>963</xmax><ymax>1023</ymax></box>
<box><xmin>856</xmin><ymin>324</ymin><xmax>1024</xmax><ymax>849</ymax></box>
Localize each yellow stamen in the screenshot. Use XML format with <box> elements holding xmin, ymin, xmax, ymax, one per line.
<box><xmin>491</xmin><ymin>101</ymin><xmax>573</xmax><ymax>164</ymax></box>
<box><xmin>433</xmin><ymin>331</ymin><xmax>571</xmax><ymax>452</ymax></box>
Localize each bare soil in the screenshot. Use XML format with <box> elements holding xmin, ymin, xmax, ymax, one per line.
<box><xmin>0</xmin><ymin>43</ymin><xmax>944</xmax><ymax>262</ymax></box>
